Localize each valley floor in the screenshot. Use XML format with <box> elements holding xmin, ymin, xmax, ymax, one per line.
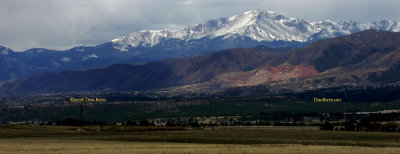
<box><xmin>1</xmin><ymin>139</ymin><xmax>400</xmax><ymax>154</ymax></box>
<box><xmin>0</xmin><ymin>125</ymin><xmax>400</xmax><ymax>153</ymax></box>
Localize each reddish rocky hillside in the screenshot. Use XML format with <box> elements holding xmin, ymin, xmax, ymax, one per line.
<box><xmin>1</xmin><ymin>30</ymin><xmax>400</xmax><ymax>96</ymax></box>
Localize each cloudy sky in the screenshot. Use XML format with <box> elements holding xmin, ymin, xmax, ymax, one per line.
<box><xmin>1</xmin><ymin>0</ymin><xmax>400</xmax><ymax>51</ymax></box>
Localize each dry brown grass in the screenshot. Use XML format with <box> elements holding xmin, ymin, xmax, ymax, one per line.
<box><xmin>1</xmin><ymin>139</ymin><xmax>400</xmax><ymax>154</ymax></box>
<box><xmin>1</xmin><ymin>125</ymin><xmax>400</xmax><ymax>153</ymax></box>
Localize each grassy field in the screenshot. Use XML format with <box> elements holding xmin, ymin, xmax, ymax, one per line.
<box><xmin>1</xmin><ymin>125</ymin><xmax>400</xmax><ymax>153</ymax></box>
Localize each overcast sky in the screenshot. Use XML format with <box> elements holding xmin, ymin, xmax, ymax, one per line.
<box><xmin>1</xmin><ymin>0</ymin><xmax>400</xmax><ymax>51</ymax></box>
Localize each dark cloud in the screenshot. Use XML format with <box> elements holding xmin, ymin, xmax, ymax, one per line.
<box><xmin>0</xmin><ymin>0</ymin><xmax>399</xmax><ymax>51</ymax></box>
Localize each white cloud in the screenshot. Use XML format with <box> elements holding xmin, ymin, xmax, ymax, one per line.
<box><xmin>177</xmin><ymin>0</ymin><xmax>193</xmax><ymax>5</ymax></box>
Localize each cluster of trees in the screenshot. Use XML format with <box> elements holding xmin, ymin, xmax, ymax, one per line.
<box><xmin>123</xmin><ymin>119</ymin><xmax>318</xmax><ymax>127</ymax></box>
<box><xmin>320</xmin><ymin>119</ymin><xmax>400</xmax><ymax>132</ymax></box>
<box><xmin>56</xmin><ymin>118</ymin><xmax>106</xmax><ymax>126</ymax></box>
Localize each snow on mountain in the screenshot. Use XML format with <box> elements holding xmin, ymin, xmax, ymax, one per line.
<box><xmin>0</xmin><ymin>46</ymin><xmax>12</xmax><ymax>55</ymax></box>
<box><xmin>83</xmin><ymin>54</ymin><xmax>99</xmax><ymax>60</ymax></box>
<box><xmin>60</xmin><ymin>57</ymin><xmax>71</xmax><ymax>62</ymax></box>
<box><xmin>1</xmin><ymin>49</ymin><xmax>9</xmax><ymax>55</ymax></box>
<box><xmin>363</xmin><ymin>20</ymin><xmax>400</xmax><ymax>31</ymax></box>
<box><xmin>111</xmin><ymin>10</ymin><xmax>400</xmax><ymax>51</ymax></box>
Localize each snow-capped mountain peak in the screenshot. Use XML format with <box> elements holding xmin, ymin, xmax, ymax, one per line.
<box><xmin>111</xmin><ymin>10</ymin><xmax>309</xmax><ymax>51</ymax></box>
<box><xmin>364</xmin><ymin>20</ymin><xmax>400</xmax><ymax>31</ymax></box>
<box><xmin>111</xmin><ymin>10</ymin><xmax>400</xmax><ymax>51</ymax></box>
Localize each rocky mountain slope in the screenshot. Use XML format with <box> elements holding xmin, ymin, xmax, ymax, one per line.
<box><xmin>1</xmin><ymin>30</ymin><xmax>400</xmax><ymax>96</ymax></box>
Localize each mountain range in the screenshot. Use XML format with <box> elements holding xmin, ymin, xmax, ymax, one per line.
<box><xmin>1</xmin><ymin>10</ymin><xmax>400</xmax><ymax>82</ymax></box>
<box><xmin>1</xmin><ymin>30</ymin><xmax>400</xmax><ymax>96</ymax></box>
